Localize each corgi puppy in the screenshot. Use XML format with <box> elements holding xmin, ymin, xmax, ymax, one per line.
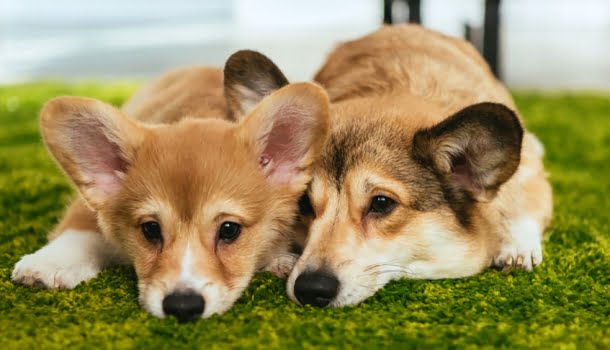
<box><xmin>11</xmin><ymin>52</ymin><xmax>330</xmax><ymax>321</ymax></box>
<box><xmin>288</xmin><ymin>25</ymin><xmax>554</xmax><ymax>307</ymax></box>
<box><xmin>225</xmin><ymin>26</ymin><xmax>553</xmax><ymax>308</ymax></box>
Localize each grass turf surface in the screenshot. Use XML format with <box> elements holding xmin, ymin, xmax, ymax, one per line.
<box><xmin>0</xmin><ymin>82</ymin><xmax>609</xmax><ymax>349</ymax></box>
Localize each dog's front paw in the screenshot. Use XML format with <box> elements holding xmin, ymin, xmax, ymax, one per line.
<box><xmin>12</xmin><ymin>251</ymin><xmax>100</xmax><ymax>289</ymax></box>
<box><xmin>493</xmin><ymin>244</ymin><xmax>542</xmax><ymax>273</ymax></box>
<box><xmin>493</xmin><ymin>218</ymin><xmax>543</xmax><ymax>272</ymax></box>
<box><xmin>263</xmin><ymin>254</ymin><xmax>298</xmax><ymax>278</ymax></box>
<box><xmin>11</xmin><ymin>231</ymin><xmax>110</xmax><ymax>289</ymax></box>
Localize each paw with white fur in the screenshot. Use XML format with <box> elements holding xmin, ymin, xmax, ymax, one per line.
<box><xmin>492</xmin><ymin>217</ymin><xmax>543</xmax><ymax>272</ymax></box>
<box><xmin>12</xmin><ymin>230</ymin><xmax>116</xmax><ymax>289</ymax></box>
<box><xmin>12</xmin><ymin>251</ymin><xmax>101</xmax><ymax>289</ymax></box>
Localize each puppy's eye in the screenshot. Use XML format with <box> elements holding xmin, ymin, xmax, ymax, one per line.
<box><xmin>218</xmin><ymin>221</ymin><xmax>242</xmax><ymax>242</ymax></box>
<box><xmin>141</xmin><ymin>221</ymin><xmax>163</xmax><ymax>243</ymax></box>
<box><xmin>298</xmin><ymin>193</ymin><xmax>315</xmax><ymax>217</ymax></box>
<box><xmin>368</xmin><ymin>196</ymin><xmax>397</xmax><ymax>216</ymax></box>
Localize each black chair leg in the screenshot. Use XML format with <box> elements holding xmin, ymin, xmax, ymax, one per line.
<box><xmin>383</xmin><ymin>0</ymin><xmax>422</xmax><ymax>24</ymax></box>
<box><xmin>483</xmin><ymin>0</ymin><xmax>501</xmax><ymax>78</ymax></box>
<box><xmin>383</xmin><ymin>0</ymin><xmax>393</xmax><ymax>24</ymax></box>
<box><xmin>408</xmin><ymin>0</ymin><xmax>421</xmax><ymax>24</ymax></box>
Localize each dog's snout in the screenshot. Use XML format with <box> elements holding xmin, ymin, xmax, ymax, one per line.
<box><xmin>294</xmin><ymin>271</ymin><xmax>339</xmax><ymax>307</ymax></box>
<box><xmin>162</xmin><ymin>291</ymin><xmax>205</xmax><ymax>322</ymax></box>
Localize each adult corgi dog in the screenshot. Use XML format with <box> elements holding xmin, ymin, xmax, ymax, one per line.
<box><xmin>288</xmin><ymin>25</ymin><xmax>553</xmax><ymax>307</ymax></box>
<box><xmin>225</xmin><ymin>26</ymin><xmax>553</xmax><ymax>308</ymax></box>
<box><xmin>11</xmin><ymin>52</ymin><xmax>330</xmax><ymax>321</ymax></box>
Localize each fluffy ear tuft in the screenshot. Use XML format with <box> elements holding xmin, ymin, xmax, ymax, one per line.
<box><xmin>413</xmin><ymin>102</ymin><xmax>523</xmax><ymax>202</ymax></box>
<box><xmin>40</xmin><ymin>97</ymin><xmax>143</xmax><ymax>209</ymax></box>
<box><xmin>224</xmin><ymin>50</ymin><xmax>289</xmax><ymax>120</ymax></box>
<box><xmin>239</xmin><ymin>82</ymin><xmax>330</xmax><ymax>191</ymax></box>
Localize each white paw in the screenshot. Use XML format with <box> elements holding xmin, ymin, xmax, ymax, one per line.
<box><xmin>263</xmin><ymin>254</ymin><xmax>298</xmax><ymax>278</ymax></box>
<box><xmin>12</xmin><ymin>251</ymin><xmax>100</xmax><ymax>289</ymax></box>
<box><xmin>11</xmin><ymin>230</ymin><xmax>111</xmax><ymax>289</ymax></box>
<box><xmin>493</xmin><ymin>217</ymin><xmax>543</xmax><ymax>272</ymax></box>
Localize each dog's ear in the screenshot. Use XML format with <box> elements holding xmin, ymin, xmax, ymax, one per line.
<box><xmin>224</xmin><ymin>50</ymin><xmax>289</xmax><ymax>120</ymax></box>
<box><xmin>238</xmin><ymin>82</ymin><xmax>330</xmax><ymax>193</ymax></box>
<box><xmin>413</xmin><ymin>102</ymin><xmax>523</xmax><ymax>202</ymax></box>
<box><xmin>40</xmin><ymin>97</ymin><xmax>144</xmax><ymax>209</ymax></box>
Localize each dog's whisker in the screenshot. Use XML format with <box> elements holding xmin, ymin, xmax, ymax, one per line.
<box><xmin>336</xmin><ymin>259</ymin><xmax>354</xmax><ymax>269</ymax></box>
<box><xmin>228</xmin><ymin>284</ymin><xmax>249</xmax><ymax>292</ymax></box>
<box><xmin>370</xmin><ymin>269</ymin><xmax>410</xmax><ymax>275</ymax></box>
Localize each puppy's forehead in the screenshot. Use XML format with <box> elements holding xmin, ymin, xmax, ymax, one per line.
<box><xmin>151</xmin><ymin>118</ymin><xmax>235</xmax><ymax>152</ymax></box>
<box><xmin>128</xmin><ymin>120</ymin><xmax>268</xmax><ymax>221</ymax></box>
<box><xmin>317</xmin><ymin>118</ymin><xmax>444</xmax><ymax>211</ymax></box>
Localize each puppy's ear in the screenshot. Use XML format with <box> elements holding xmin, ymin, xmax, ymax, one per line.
<box><xmin>238</xmin><ymin>82</ymin><xmax>330</xmax><ymax>193</ymax></box>
<box><xmin>413</xmin><ymin>102</ymin><xmax>523</xmax><ymax>202</ymax></box>
<box><xmin>40</xmin><ymin>97</ymin><xmax>144</xmax><ymax>209</ymax></box>
<box><xmin>224</xmin><ymin>50</ymin><xmax>289</xmax><ymax>120</ymax></box>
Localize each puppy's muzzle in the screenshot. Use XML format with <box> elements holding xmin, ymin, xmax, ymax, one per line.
<box><xmin>294</xmin><ymin>270</ymin><xmax>339</xmax><ymax>307</ymax></box>
<box><xmin>162</xmin><ymin>291</ymin><xmax>205</xmax><ymax>322</ymax></box>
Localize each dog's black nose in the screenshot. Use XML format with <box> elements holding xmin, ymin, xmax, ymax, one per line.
<box><xmin>162</xmin><ymin>291</ymin><xmax>205</xmax><ymax>322</ymax></box>
<box><xmin>294</xmin><ymin>271</ymin><xmax>339</xmax><ymax>307</ymax></box>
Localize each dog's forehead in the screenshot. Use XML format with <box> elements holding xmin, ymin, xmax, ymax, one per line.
<box><xmin>319</xmin><ymin>120</ymin><xmax>411</xmax><ymax>187</ymax></box>
<box><xmin>316</xmin><ymin>119</ymin><xmax>444</xmax><ymax>211</ymax></box>
<box><xmin>126</xmin><ymin>121</ymin><xmax>268</xmax><ymax>221</ymax></box>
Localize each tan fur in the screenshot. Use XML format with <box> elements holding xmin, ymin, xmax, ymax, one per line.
<box><xmin>14</xmin><ymin>65</ymin><xmax>330</xmax><ymax>318</ymax></box>
<box><xmin>50</xmin><ymin>67</ymin><xmax>226</xmax><ymax>240</ymax></box>
<box><xmin>122</xmin><ymin>66</ymin><xmax>227</xmax><ymax>123</ymax></box>
<box><xmin>315</xmin><ymin>24</ymin><xmax>553</xmax><ymax>261</ymax></box>
<box><xmin>287</xmin><ymin>25</ymin><xmax>553</xmax><ymax>306</ymax></box>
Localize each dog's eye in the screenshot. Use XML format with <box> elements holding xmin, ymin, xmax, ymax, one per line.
<box><xmin>298</xmin><ymin>193</ymin><xmax>315</xmax><ymax>217</ymax></box>
<box><xmin>141</xmin><ymin>221</ymin><xmax>163</xmax><ymax>243</ymax></box>
<box><xmin>368</xmin><ymin>196</ymin><xmax>397</xmax><ymax>216</ymax></box>
<box><xmin>218</xmin><ymin>221</ymin><xmax>242</xmax><ymax>242</ymax></box>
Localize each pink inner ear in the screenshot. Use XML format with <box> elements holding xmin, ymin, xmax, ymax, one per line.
<box><xmin>259</xmin><ymin>105</ymin><xmax>313</xmax><ymax>185</ymax></box>
<box><xmin>450</xmin><ymin>153</ymin><xmax>483</xmax><ymax>196</ymax></box>
<box><xmin>71</xmin><ymin>119</ymin><xmax>128</xmax><ymax>199</ymax></box>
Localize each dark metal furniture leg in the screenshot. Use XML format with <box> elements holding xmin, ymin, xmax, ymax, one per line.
<box><xmin>383</xmin><ymin>0</ymin><xmax>422</xmax><ymax>25</ymax></box>
<box><xmin>408</xmin><ymin>0</ymin><xmax>421</xmax><ymax>24</ymax></box>
<box><xmin>383</xmin><ymin>0</ymin><xmax>393</xmax><ymax>24</ymax></box>
<box><xmin>483</xmin><ymin>0</ymin><xmax>501</xmax><ymax>78</ymax></box>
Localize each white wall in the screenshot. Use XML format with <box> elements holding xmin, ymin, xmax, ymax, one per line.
<box><xmin>502</xmin><ymin>0</ymin><xmax>610</xmax><ymax>89</ymax></box>
<box><xmin>413</xmin><ymin>0</ymin><xmax>610</xmax><ymax>89</ymax></box>
<box><xmin>0</xmin><ymin>0</ymin><xmax>609</xmax><ymax>89</ymax></box>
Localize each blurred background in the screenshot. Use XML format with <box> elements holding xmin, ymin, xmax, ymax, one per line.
<box><xmin>1</xmin><ymin>0</ymin><xmax>609</xmax><ymax>89</ymax></box>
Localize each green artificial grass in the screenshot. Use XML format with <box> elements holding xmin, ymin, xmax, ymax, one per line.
<box><xmin>0</xmin><ymin>82</ymin><xmax>609</xmax><ymax>349</ymax></box>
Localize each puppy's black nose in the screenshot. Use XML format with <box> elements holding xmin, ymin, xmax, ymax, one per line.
<box><xmin>294</xmin><ymin>271</ymin><xmax>339</xmax><ymax>307</ymax></box>
<box><xmin>162</xmin><ymin>292</ymin><xmax>205</xmax><ymax>322</ymax></box>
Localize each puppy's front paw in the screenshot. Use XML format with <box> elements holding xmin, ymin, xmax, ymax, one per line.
<box><xmin>493</xmin><ymin>218</ymin><xmax>543</xmax><ymax>272</ymax></box>
<box><xmin>11</xmin><ymin>231</ymin><xmax>110</xmax><ymax>289</ymax></box>
<box><xmin>263</xmin><ymin>254</ymin><xmax>298</xmax><ymax>278</ymax></box>
<box><xmin>12</xmin><ymin>251</ymin><xmax>100</xmax><ymax>289</ymax></box>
